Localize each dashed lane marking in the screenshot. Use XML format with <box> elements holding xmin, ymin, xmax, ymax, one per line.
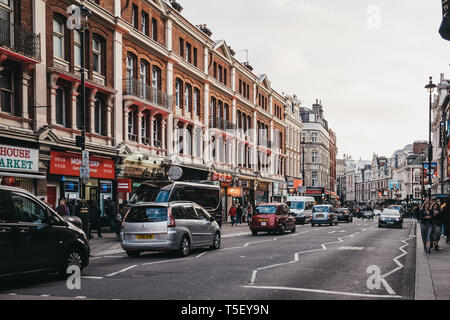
<box><xmin>338</xmin><ymin>246</ymin><xmax>364</xmax><ymax>251</ymax></box>
<box><xmin>105</xmin><ymin>265</ymin><xmax>138</xmax><ymax>277</ymax></box>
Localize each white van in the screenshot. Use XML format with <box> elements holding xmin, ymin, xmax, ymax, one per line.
<box><xmin>286</xmin><ymin>196</ymin><xmax>315</xmax><ymax>224</ymax></box>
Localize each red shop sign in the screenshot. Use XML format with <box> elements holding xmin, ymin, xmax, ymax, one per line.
<box><xmin>117</xmin><ymin>179</ymin><xmax>132</xmax><ymax>193</ymax></box>
<box><xmin>50</xmin><ymin>151</ymin><xmax>115</xmax><ymax>179</ymax></box>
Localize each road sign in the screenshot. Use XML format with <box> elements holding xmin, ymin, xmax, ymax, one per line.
<box><xmin>80</xmin><ymin>165</ymin><xmax>90</xmax><ymax>180</ymax></box>
<box><xmin>82</xmin><ymin>150</ymin><xmax>89</xmax><ymax>166</ymax></box>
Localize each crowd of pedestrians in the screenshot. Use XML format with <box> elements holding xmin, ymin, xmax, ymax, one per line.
<box><xmin>55</xmin><ymin>196</ymin><xmax>121</xmax><ymax>240</ymax></box>
<box><xmin>228</xmin><ymin>201</ymin><xmax>254</xmax><ymax>226</ymax></box>
<box><xmin>417</xmin><ymin>199</ymin><xmax>450</xmax><ymax>254</ymax></box>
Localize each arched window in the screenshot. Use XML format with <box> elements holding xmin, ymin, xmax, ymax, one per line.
<box><xmin>224</xmin><ymin>103</ymin><xmax>229</xmax><ymax>121</ymax></box>
<box><xmin>237</xmin><ymin>110</ymin><xmax>242</xmax><ymax>130</ymax></box>
<box><xmin>139</xmin><ymin>61</ymin><xmax>148</xmax><ymax>98</ymax></box>
<box><xmin>184</xmin><ymin>83</ymin><xmax>192</xmax><ymax>113</ymax></box>
<box><xmin>193</xmin><ymin>88</ymin><xmax>200</xmax><ymax>116</ymax></box>
<box><xmin>175</xmin><ymin>78</ymin><xmax>183</xmax><ymax>108</ymax></box>
<box><xmin>210</xmin><ymin>97</ymin><xmax>216</xmax><ymax>127</ymax></box>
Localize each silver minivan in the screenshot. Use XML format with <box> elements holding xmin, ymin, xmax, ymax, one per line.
<box><xmin>120</xmin><ymin>201</ymin><xmax>221</xmax><ymax>257</ymax></box>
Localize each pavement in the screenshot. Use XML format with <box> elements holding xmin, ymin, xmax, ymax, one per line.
<box><xmin>415</xmin><ymin>221</ymin><xmax>450</xmax><ymax>300</ymax></box>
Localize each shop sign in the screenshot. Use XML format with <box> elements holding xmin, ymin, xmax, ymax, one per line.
<box><xmin>293</xmin><ymin>179</ymin><xmax>303</xmax><ymax>190</ymax></box>
<box><xmin>0</xmin><ymin>144</ymin><xmax>39</xmax><ymax>173</ymax></box>
<box><xmin>117</xmin><ymin>179</ymin><xmax>132</xmax><ymax>193</ymax></box>
<box><xmin>211</xmin><ymin>172</ymin><xmax>233</xmax><ymax>187</ymax></box>
<box><xmin>227</xmin><ymin>187</ymin><xmax>242</xmax><ymax>197</ymax></box>
<box><xmin>50</xmin><ymin>151</ymin><xmax>115</xmax><ymax>179</ymax></box>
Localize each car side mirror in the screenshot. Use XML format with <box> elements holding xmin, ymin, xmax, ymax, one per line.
<box><xmin>209</xmin><ymin>216</ymin><xmax>215</xmax><ymax>223</ymax></box>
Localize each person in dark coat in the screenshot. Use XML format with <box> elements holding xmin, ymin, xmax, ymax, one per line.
<box><xmin>74</xmin><ymin>199</ymin><xmax>89</xmax><ymax>237</ymax></box>
<box><xmin>88</xmin><ymin>200</ymin><xmax>102</xmax><ymax>238</ymax></box>
<box><xmin>56</xmin><ymin>198</ymin><xmax>69</xmax><ymax>216</ymax></box>
<box><xmin>236</xmin><ymin>203</ymin><xmax>243</xmax><ymax>225</ymax></box>
<box><xmin>444</xmin><ymin>201</ymin><xmax>450</xmax><ymax>243</ymax></box>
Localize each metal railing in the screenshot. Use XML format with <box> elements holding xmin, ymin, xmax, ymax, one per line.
<box><xmin>209</xmin><ymin>117</ymin><xmax>236</xmax><ymax>130</ymax></box>
<box><xmin>0</xmin><ymin>18</ymin><xmax>41</xmax><ymax>60</ymax></box>
<box><xmin>123</xmin><ymin>78</ymin><xmax>172</xmax><ymax>111</ymax></box>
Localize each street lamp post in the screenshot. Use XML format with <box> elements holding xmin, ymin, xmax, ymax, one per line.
<box><xmin>77</xmin><ymin>6</ymin><xmax>92</xmax><ymax>201</ymax></box>
<box><xmin>302</xmin><ymin>137</ymin><xmax>305</xmax><ymax>193</ymax></box>
<box><xmin>425</xmin><ymin>76</ymin><xmax>437</xmax><ymax>203</ymax></box>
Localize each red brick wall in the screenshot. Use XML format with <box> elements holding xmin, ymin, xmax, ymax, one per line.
<box><xmin>121</xmin><ymin>0</ymin><xmax>166</xmax><ymax>47</ymax></box>
<box><xmin>172</xmin><ymin>25</ymin><xmax>204</xmax><ymax>71</ymax></box>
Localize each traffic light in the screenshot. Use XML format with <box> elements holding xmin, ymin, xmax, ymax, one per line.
<box><xmin>439</xmin><ymin>0</ymin><xmax>450</xmax><ymax>40</ymax></box>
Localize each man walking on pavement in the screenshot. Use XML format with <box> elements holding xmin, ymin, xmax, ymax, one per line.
<box><xmin>88</xmin><ymin>200</ymin><xmax>102</xmax><ymax>238</ymax></box>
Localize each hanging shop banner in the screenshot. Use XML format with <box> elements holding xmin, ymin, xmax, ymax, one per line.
<box><xmin>211</xmin><ymin>172</ymin><xmax>233</xmax><ymax>187</ymax></box>
<box><xmin>0</xmin><ymin>144</ymin><xmax>39</xmax><ymax>173</ymax></box>
<box><xmin>227</xmin><ymin>187</ymin><xmax>242</xmax><ymax>197</ymax></box>
<box><xmin>117</xmin><ymin>179</ymin><xmax>132</xmax><ymax>193</ymax></box>
<box><xmin>50</xmin><ymin>151</ymin><xmax>115</xmax><ymax>179</ymax></box>
<box><xmin>388</xmin><ymin>180</ymin><xmax>400</xmax><ymax>190</ymax></box>
<box><xmin>423</xmin><ymin>162</ymin><xmax>438</xmax><ymax>179</ymax></box>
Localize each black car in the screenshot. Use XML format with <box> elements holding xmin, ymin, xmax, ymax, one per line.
<box><xmin>0</xmin><ymin>186</ymin><xmax>90</xmax><ymax>278</ymax></box>
<box><xmin>378</xmin><ymin>209</ymin><xmax>403</xmax><ymax>228</ymax></box>
<box><xmin>336</xmin><ymin>208</ymin><xmax>353</xmax><ymax>223</ymax></box>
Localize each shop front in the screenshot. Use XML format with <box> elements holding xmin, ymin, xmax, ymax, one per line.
<box><xmin>211</xmin><ymin>171</ymin><xmax>233</xmax><ymax>219</ymax></box>
<box><xmin>255</xmin><ymin>181</ymin><xmax>270</xmax><ymax>204</ymax></box>
<box><xmin>306</xmin><ymin>187</ymin><xmax>325</xmax><ymax>204</ymax></box>
<box><xmin>237</xmin><ymin>177</ymin><xmax>255</xmax><ymax>207</ymax></box>
<box><xmin>272</xmin><ymin>181</ymin><xmax>288</xmax><ymax>203</ymax></box>
<box><xmin>0</xmin><ymin>143</ymin><xmax>45</xmax><ymax>195</ymax></box>
<box><xmin>48</xmin><ymin>150</ymin><xmax>115</xmax><ymax>215</ymax></box>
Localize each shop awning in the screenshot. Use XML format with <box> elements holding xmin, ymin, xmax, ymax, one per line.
<box><xmin>0</xmin><ymin>171</ymin><xmax>47</xmax><ymax>180</ymax></box>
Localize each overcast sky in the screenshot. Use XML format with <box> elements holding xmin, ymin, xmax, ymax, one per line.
<box><xmin>181</xmin><ymin>0</ymin><xmax>450</xmax><ymax>160</ymax></box>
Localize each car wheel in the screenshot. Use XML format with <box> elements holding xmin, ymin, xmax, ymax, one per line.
<box><xmin>251</xmin><ymin>229</ymin><xmax>258</xmax><ymax>236</ymax></box>
<box><xmin>311</xmin><ymin>223</ymin><xmax>315</xmax><ymax>227</ymax></box>
<box><xmin>126</xmin><ymin>250</ymin><xmax>141</xmax><ymax>258</ymax></box>
<box><xmin>279</xmin><ymin>225</ymin><xmax>286</xmax><ymax>235</ymax></box>
<box><xmin>378</xmin><ymin>224</ymin><xmax>382</xmax><ymax>228</ymax></box>
<box><xmin>58</xmin><ymin>247</ymin><xmax>85</xmax><ymax>279</ymax></box>
<box><xmin>291</xmin><ymin>225</ymin><xmax>296</xmax><ymax>233</ymax></box>
<box><xmin>178</xmin><ymin>236</ymin><xmax>191</xmax><ymax>257</ymax></box>
<box><xmin>210</xmin><ymin>232</ymin><xmax>221</xmax><ymax>250</ymax></box>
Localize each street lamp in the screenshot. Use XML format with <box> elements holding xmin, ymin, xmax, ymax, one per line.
<box><xmin>77</xmin><ymin>5</ymin><xmax>92</xmax><ymax>200</ymax></box>
<box><xmin>425</xmin><ymin>76</ymin><xmax>437</xmax><ymax>203</ymax></box>
<box><xmin>302</xmin><ymin>137</ymin><xmax>305</xmax><ymax>193</ymax></box>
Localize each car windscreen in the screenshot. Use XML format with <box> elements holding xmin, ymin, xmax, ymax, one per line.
<box><xmin>169</xmin><ymin>185</ymin><xmax>220</xmax><ymax>210</ymax></box>
<box><xmin>125</xmin><ymin>206</ymin><xmax>167</xmax><ymax>223</ymax></box>
<box><xmin>256</xmin><ymin>206</ymin><xmax>277</xmax><ymax>214</ymax></box>
<box><xmin>155</xmin><ymin>185</ymin><xmax>171</xmax><ymax>203</ymax></box>
<box><xmin>128</xmin><ymin>182</ymin><xmax>171</xmax><ymax>204</ymax></box>
<box><xmin>287</xmin><ymin>201</ymin><xmax>305</xmax><ymax>210</ymax></box>
<box><xmin>313</xmin><ymin>206</ymin><xmax>330</xmax><ymax>213</ymax></box>
<box><xmin>381</xmin><ymin>211</ymin><xmax>400</xmax><ymax>217</ymax></box>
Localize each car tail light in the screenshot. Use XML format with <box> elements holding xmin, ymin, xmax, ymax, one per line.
<box><xmin>167</xmin><ymin>207</ymin><xmax>175</xmax><ymax>227</ymax></box>
<box><xmin>121</xmin><ymin>208</ymin><xmax>131</xmax><ymax>229</ymax></box>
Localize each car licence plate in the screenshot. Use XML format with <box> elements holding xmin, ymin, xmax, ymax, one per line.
<box><xmin>316</xmin><ymin>214</ymin><xmax>324</xmax><ymax>218</ymax></box>
<box><xmin>387</xmin><ymin>221</ymin><xmax>394</xmax><ymax>224</ymax></box>
<box><xmin>136</xmin><ymin>234</ymin><xmax>154</xmax><ymax>240</ymax></box>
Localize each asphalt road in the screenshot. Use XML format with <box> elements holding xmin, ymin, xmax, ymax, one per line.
<box><xmin>0</xmin><ymin>218</ymin><xmax>417</xmax><ymax>300</ymax></box>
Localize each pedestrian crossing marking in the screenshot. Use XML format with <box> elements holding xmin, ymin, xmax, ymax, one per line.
<box><xmin>338</xmin><ymin>246</ymin><xmax>364</xmax><ymax>251</ymax></box>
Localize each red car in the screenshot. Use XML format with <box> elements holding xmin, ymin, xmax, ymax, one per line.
<box><xmin>250</xmin><ymin>203</ymin><xmax>296</xmax><ymax>236</ymax></box>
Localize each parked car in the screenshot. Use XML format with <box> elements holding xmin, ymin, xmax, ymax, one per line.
<box><xmin>122</xmin><ymin>181</ymin><xmax>223</xmax><ymax>227</ymax></box>
<box><xmin>286</xmin><ymin>196</ymin><xmax>315</xmax><ymax>225</ymax></box>
<box><xmin>121</xmin><ymin>201</ymin><xmax>221</xmax><ymax>257</ymax></box>
<box><xmin>336</xmin><ymin>208</ymin><xmax>353</xmax><ymax>223</ymax></box>
<box><xmin>250</xmin><ymin>203</ymin><xmax>296</xmax><ymax>236</ymax></box>
<box><xmin>378</xmin><ymin>209</ymin><xmax>403</xmax><ymax>228</ymax></box>
<box><xmin>0</xmin><ymin>186</ymin><xmax>90</xmax><ymax>279</ymax></box>
<box><xmin>311</xmin><ymin>205</ymin><xmax>338</xmax><ymax>226</ymax></box>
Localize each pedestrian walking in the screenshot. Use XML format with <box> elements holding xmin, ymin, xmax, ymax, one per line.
<box><xmin>236</xmin><ymin>203</ymin><xmax>243</xmax><ymax>225</ymax></box>
<box><xmin>444</xmin><ymin>200</ymin><xmax>450</xmax><ymax>243</ymax></box>
<box><xmin>246</xmin><ymin>203</ymin><xmax>253</xmax><ymax>225</ymax></box>
<box><xmin>56</xmin><ymin>198</ymin><xmax>69</xmax><ymax>216</ymax></box>
<box><xmin>106</xmin><ymin>197</ymin><xmax>117</xmax><ymax>233</ymax></box>
<box><xmin>431</xmin><ymin>202</ymin><xmax>444</xmax><ymax>250</ymax></box>
<box><xmin>229</xmin><ymin>204</ymin><xmax>237</xmax><ymax>226</ymax></box>
<box><xmin>88</xmin><ymin>200</ymin><xmax>102</xmax><ymax>238</ymax></box>
<box><xmin>418</xmin><ymin>201</ymin><xmax>433</xmax><ymax>253</ymax></box>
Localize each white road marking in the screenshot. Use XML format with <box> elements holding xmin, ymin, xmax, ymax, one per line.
<box><xmin>105</xmin><ymin>265</ymin><xmax>138</xmax><ymax>277</ymax></box>
<box><xmin>244</xmin><ymin>237</ymin><xmax>277</xmax><ymax>247</ymax></box>
<box><xmin>196</xmin><ymin>252</ymin><xmax>207</xmax><ymax>258</ymax></box>
<box><xmin>243</xmin><ymin>285</ymin><xmax>402</xmax><ymax>299</ymax></box>
<box><xmin>82</xmin><ymin>276</ymin><xmax>104</xmax><ymax>280</ymax></box>
<box><xmin>75</xmin><ymin>296</ymin><xmax>87</xmax><ymax>299</ymax></box>
<box><xmin>40</xmin><ymin>294</ymin><xmax>50</xmax><ymax>297</ymax></box>
<box><xmin>141</xmin><ymin>258</ymin><xmax>192</xmax><ymax>266</ymax></box>
<box><xmin>8</xmin><ymin>293</ymin><xmax>17</xmax><ymax>296</ymax></box>
<box><xmin>329</xmin><ymin>231</ymin><xmax>336</xmax><ymax>234</ymax></box>
<box><xmin>338</xmin><ymin>246</ymin><xmax>364</xmax><ymax>251</ymax></box>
